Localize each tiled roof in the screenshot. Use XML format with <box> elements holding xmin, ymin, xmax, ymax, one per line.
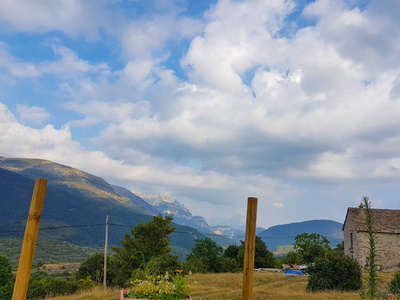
<box><xmin>344</xmin><ymin>208</ymin><xmax>400</xmax><ymax>234</ymax></box>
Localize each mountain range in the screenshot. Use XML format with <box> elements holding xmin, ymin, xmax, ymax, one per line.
<box><xmin>0</xmin><ymin>156</ymin><xmax>344</xmax><ymax>262</ymax></box>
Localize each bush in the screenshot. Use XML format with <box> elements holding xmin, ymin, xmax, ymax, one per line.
<box><xmin>389</xmin><ymin>272</ymin><xmax>400</xmax><ymax>296</ymax></box>
<box><xmin>0</xmin><ymin>253</ymin><xmax>15</xmax><ymax>300</ymax></box>
<box><xmin>26</xmin><ymin>277</ymin><xmax>93</xmax><ymax>299</ymax></box>
<box><xmin>307</xmin><ymin>253</ymin><xmax>362</xmax><ymax>292</ymax></box>
<box><xmin>221</xmin><ymin>257</ymin><xmax>239</xmax><ymax>273</ymax></box>
<box><xmin>187</xmin><ymin>238</ymin><xmax>223</xmax><ymax>273</ymax></box>
<box><xmin>181</xmin><ymin>258</ymin><xmax>208</xmax><ymax>274</ymax></box>
<box><xmin>145</xmin><ymin>253</ymin><xmax>180</xmax><ymax>276</ymax></box>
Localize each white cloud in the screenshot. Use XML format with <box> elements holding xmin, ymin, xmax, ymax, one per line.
<box><xmin>2</xmin><ymin>0</ymin><xmax>400</xmax><ymax>228</ymax></box>
<box><xmin>0</xmin><ymin>0</ymin><xmax>109</xmax><ymax>39</ymax></box>
<box><xmin>16</xmin><ymin>105</ymin><xmax>50</xmax><ymax>124</ymax></box>
<box><xmin>1</xmin><ymin>44</ymin><xmax>108</xmax><ymax>79</ymax></box>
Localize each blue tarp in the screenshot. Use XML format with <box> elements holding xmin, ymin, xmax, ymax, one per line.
<box><xmin>285</xmin><ymin>270</ymin><xmax>304</xmax><ymax>275</ymax></box>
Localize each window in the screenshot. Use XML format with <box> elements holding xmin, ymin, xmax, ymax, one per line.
<box><xmin>350</xmin><ymin>232</ymin><xmax>353</xmax><ymax>250</ymax></box>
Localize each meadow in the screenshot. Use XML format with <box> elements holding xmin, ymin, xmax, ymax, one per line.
<box><xmin>43</xmin><ymin>271</ymin><xmax>398</xmax><ymax>300</ymax></box>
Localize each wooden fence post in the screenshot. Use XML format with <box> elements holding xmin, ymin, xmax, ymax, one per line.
<box><xmin>12</xmin><ymin>178</ymin><xmax>48</xmax><ymax>300</ymax></box>
<box><xmin>242</xmin><ymin>197</ymin><xmax>258</xmax><ymax>300</ymax></box>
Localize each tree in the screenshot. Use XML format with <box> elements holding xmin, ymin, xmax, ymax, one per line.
<box><xmin>294</xmin><ymin>233</ymin><xmax>331</xmax><ymax>263</ymax></box>
<box><xmin>332</xmin><ymin>241</ymin><xmax>344</xmax><ymax>253</ymax></box>
<box><xmin>186</xmin><ymin>238</ymin><xmax>223</xmax><ymax>273</ymax></box>
<box><xmin>224</xmin><ymin>244</ymin><xmax>240</xmax><ymax>260</ymax></box>
<box><xmin>237</xmin><ymin>237</ymin><xmax>275</xmax><ymax>268</ymax></box>
<box><xmin>282</xmin><ymin>251</ymin><xmax>303</xmax><ymax>265</ymax></box>
<box><xmin>253</xmin><ymin>237</ymin><xmax>275</xmax><ymax>268</ymax></box>
<box><xmin>75</xmin><ymin>253</ymin><xmax>117</xmax><ymax>285</ymax></box>
<box><xmin>112</xmin><ymin>215</ymin><xmax>176</xmax><ymax>285</ymax></box>
<box><xmin>307</xmin><ymin>253</ymin><xmax>362</xmax><ymax>291</ymax></box>
<box><xmin>0</xmin><ymin>253</ymin><xmax>14</xmax><ymax>300</ymax></box>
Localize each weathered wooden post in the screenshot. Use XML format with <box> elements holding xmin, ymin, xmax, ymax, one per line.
<box><xmin>103</xmin><ymin>215</ymin><xmax>109</xmax><ymax>287</ymax></box>
<box><xmin>12</xmin><ymin>178</ymin><xmax>48</xmax><ymax>300</ymax></box>
<box><xmin>242</xmin><ymin>197</ymin><xmax>258</xmax><ymax>300</ymax></box>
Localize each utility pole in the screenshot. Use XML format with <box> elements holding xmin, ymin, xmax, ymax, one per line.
<box><xmin>103</xmin><ymin>215</ymin><xmax>108</xmax><ymax>287</ymax></box>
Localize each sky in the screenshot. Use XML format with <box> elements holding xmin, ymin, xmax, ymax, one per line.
<box><xmin>1</xmin><ymin>0</ymin><xmax>400</xmax><ymax>229</ymax></box>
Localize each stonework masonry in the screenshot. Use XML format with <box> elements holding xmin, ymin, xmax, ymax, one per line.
<box><xmin>343</xmin><ymin>207</ymin><xmax>400</xmax><ymax>271</ymax></box>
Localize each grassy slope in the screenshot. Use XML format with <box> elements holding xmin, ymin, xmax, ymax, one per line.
<box><xmin>43</xmin><ymin>272</ymin><xmax>399</xmax><ymax>300</ymax></box>
<box><xmin>0</xmin><ymin>237</ymin><xmax>102</xmax><ymax>265</ymax></box>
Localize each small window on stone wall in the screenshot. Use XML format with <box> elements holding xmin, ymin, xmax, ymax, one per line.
<box><xmin>350</xmin><ymin>232</ymin><xmax>353</xmax><ymax>249</ymax></box>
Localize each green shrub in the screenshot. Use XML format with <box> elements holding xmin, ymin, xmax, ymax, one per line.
<box><xmin>0</xmin><ymin>253</ymin><xmax>15</xmax><ymax>300</ymax></box>
<box><xmin>307</xmin><ymin>253</ymin><xmax>362</xmax><ymax>292</ymax></box>
<box><xmin>221</xmin><ymin>257</ymin><xmax>239</xmax><ymax>273</ymax></box>
<box><xmin>26</xmin><ymin>277</ymin><xmax>93</xmax><ymax>299</ymax></box>
<box><xmin>181</xmin><ymin>258</ymin><xmax>208</xmax><ymax>274</ymax></box>
<box><xmin>389</xmin><ymin>272</ymin><xmax>400</xmax><ymax>295</ymax></box>
<box><xmin>145</xmin><ymin>253</ymin><xmax>180</xmax><ymax>276</ymax></box>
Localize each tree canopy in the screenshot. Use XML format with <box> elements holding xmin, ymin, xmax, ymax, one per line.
<box><xmin>237</xmin><ymin>237</ymin><xmax>275</xmax><ymax>268</ymax></box>
<box><xmin>294</xmin><ymin>232</ymin><xmax>331</xmax><ymax>263</ymax></box>
<box><xmin>0</xmin><ymin>253</ymin><xmax>15</xmax><ymax>300</ymax></box>
<box><xmin>112</xmin><ymin>215</ymin><xmax>176</xmax><ymax>285</ymax></box>
<box><xmin>187</xmin><ymin>238</ymin><xmax>223</xmax><ymax>273</ymax></box>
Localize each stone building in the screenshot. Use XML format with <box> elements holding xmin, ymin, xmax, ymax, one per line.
<box><xmin>343</xmin><ymin>207</ymin><xmax>400</xmax><ymax>271</ymax></box>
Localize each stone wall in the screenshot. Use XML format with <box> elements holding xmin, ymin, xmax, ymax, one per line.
<box><xmin>356</xmin><ymin>232</ymin><xmax>400</xmax><ymax>271</ymax></box>
<box><xmin>343</xmin><ymin>214</ymin><xmax>359</xmax><ymax>260</ymax></box>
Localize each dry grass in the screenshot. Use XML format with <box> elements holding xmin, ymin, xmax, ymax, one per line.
<box><xmin>45</xmin><ymin>271</ymin><xmax>397</xmax><ymax>300</ymax></box>
<box><xmin>45</xmin><ymin>286</ymin><xmax>120</xmax><ymax>300</ymax></box>
<box><xmin>189</xmin><ymin>272</ymin><xmax>361</xmax><ymax>300</ymax></box>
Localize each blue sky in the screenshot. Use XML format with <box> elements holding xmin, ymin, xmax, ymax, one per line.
<box><xmin>1</xmin><ymin>0</ymin><xmax>400</xmax><ymax>229</ymax></box>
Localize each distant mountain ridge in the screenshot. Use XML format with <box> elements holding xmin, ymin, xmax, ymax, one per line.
<box><xmin>259</xmin><ymin>219</ymin><xmax>343</xmax><ymax>251</ymax></box>
<box><xmin>130</xmin><ymin>190</ymin><xmax>216</xmax><ymax>234</ymax></box>
<box><xmin>0</xmin><ymin>157</ymin><xmax>233</xmax><ymax>260</ymax></box>
<box><xmin>0</xmin><ymin>156</ymin><xmax>344</xmax><ymax>262</ymax></box>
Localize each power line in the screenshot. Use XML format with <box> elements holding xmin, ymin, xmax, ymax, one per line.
<box><xmin>0</xmin><ymin>222</ymin><xmax>343</xmax><ymax>239</ymax></box>
<box><xmin>0</xmin><ymin>223</ymin><xmax>105</xmax><ymax>234</ymax></box>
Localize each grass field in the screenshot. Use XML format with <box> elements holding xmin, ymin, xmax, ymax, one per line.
<box><xmin>44</xmin><ymin>271</ymin><xmax>399</xmax><ymax>300</ymax></box>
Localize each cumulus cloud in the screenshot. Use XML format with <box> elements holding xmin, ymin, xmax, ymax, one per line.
<box><xmin>0</xmin><ymin>0</ymin><xmax>109</xmax><ymax>39</ymax></box>
<box><xmin>0</xmin><ymin>44</ymin><xmax>108</xmax><ymax>79</ymax></box>
<box><xmin>1</xmin><ymin>0</ymin><xmax>400</xmax><ymax>227</ymax></box>
<box><xmin>16</xmin><ymin>105</ymin><xmax>50</xmax><ymax>124</ymax></box>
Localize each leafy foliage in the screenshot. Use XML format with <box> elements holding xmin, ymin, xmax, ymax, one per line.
<box><xmin>307</xmin><ymin>253</ymin><xmax>362</xmax><ymax>292</ymax></box>
<box><xmin>112</xmin><ymin>215</ymin><xmax>176</xmax><ymax>285</ymax></box>
<box><xmin>237</xmin><ymin>237</ymin><xmax>275</xmax><ymax>268</ymax></box>
<box><xmin>294</xmin><ymin>232</ymin><xmax>331</xmax><ymax>263</ymax></box>
<box><xmin>362</xmin><ymin>197</ymin><xmax>380</xmax><ymax>300</ymax></box>
<box><xmin>26</xmin><ymin>277</ymin><xmax>94</xmax><ymax>299</ymax></box>
<box><xmin>389</xmin><ymin>271</ymin><xmax>400</xmax><ymax>296</ymax></box>
<box><xmin>332</xmin><ymin>241</ymin><xmax>344</xmax><ymax>253</ymax></box>
<box><xmin>145</xmin><ymin>253</ymin><xmax>180</xmax><ymax>276</ymax></box>
<box><xmin>220</xmin><ymin>257</ymin><xmax>239</xmax><ymax>273</ymax></box>
<box><xmin>75</xmin><ymin>252</ymin><xmax>118</xmax><ymax>285</ymax></box>
<box><xmin>0</xmin><ymin>253</ymin><xmax>14</xmax><ymax>300</ymax></box>
<box><xmin>224</xmin><ymin>245</ymin><xmax>240</xmax><ymax>260</ymax></box>
<box><xmin>125</xmin><ymin>273</ymin><xmax>191</xmax><ymax>300</ymax></box>
<box><xmin>282</xmin><ymin>250</ymin><xmax>303</xmax><ymax>265</ymax></box>
<box><xmin>187</xmin><ymin>238</ymin><xmax>223</xmax><ymax>273</ymax></box>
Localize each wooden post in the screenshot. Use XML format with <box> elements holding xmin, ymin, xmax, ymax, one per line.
<box><xmin>12</xmin><ymin>178</ymin><xmax>48</xmax><ymax>300</ymax></box>
<box><xmin>103</xmin><ymin>215</ymin><xmax>109</xmax><ymax>287</ymax></box>
<box><xmin>242</xmin><ymin>197</ymin><xmax>258</xmax><ymax>300</ymax></box>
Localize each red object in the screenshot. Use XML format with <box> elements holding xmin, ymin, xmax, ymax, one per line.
<box><xmin>120</xmin><ymin>290</ymin><xmax>192</xmax><ymax>300</ymax></box>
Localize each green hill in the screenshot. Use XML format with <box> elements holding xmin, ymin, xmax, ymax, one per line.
<box><xmin>0</xmin><ymin>158</ymin><xmax>217</xmax><ymax>261</ymax></box>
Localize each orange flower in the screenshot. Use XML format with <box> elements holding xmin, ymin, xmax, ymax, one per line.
<box><xmin>177</xmin><ymin>270</ymin><xmax>183</xmax><ymax>273</ymax></box>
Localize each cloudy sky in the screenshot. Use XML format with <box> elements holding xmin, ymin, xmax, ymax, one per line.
<box><xmin>1</xmin><ymin>0</ymin><xmax>400</xmax><ymax>229</ymax></box>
